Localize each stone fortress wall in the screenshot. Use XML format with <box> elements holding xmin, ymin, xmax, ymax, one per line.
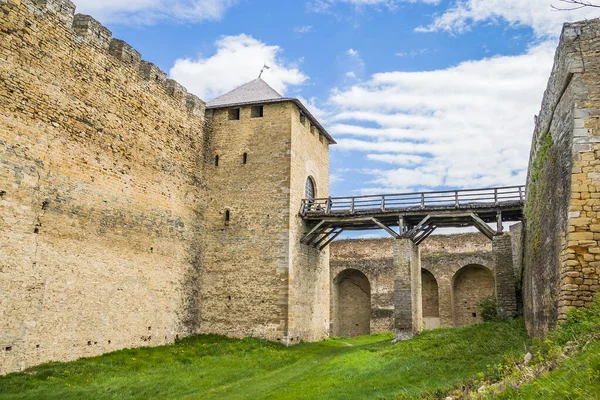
<box><xmin>0</xmin><ymin>0</ymin><xmax>208</xmax><ymax>374</ymax></box>
<box><xmin>3</xmin><ymin>0</ymin><xmax>600</xmax><ymax>377</ymax></box>
<box><xmin>0</xmin><ymin>0</ymin><xmax>332</xmax><ymax>374</ymax></box>
<box><xmin>200</xmin><ymin>101</ymin><xmax>331</xmax><ymax>344</ymax></box>
<box><xmin>330</xmin><ymin>233</ymin><xmax>515</xmax><ymax>336</ymax></box>
<box><xmin>522</xmin><ymin>19</ymin><xmax>600</xmax><ymax>337</ymax></box>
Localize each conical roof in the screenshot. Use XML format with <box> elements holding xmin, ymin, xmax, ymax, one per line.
<box><xmin>206</xmin><ymin>78</ymin><xmax>283</xmax><ymax>108</ymax></box>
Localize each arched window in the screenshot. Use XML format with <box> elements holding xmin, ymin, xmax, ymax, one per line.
<box><xmin>305</xmin><ymin>176</ymin><xmax>316</xmax><ymax>200</ymax></box>
<box><xmin>242</xmin><ymin>153</ymin><xmax>248</xmax><ymax>164</ymax></box>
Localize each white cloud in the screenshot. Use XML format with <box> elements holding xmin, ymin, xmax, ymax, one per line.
<box><xmin>418</xmin><ymin>0</ymin><xmax>600</xmax><ymax>38</ymax></box>
<box><xmin>395</xmin><ymin>48</ymin><xmax>437</xmax><ymax>57</ymax></box>
<box><xmin>329</xmin><ymin>42</ymin><xmax>555</xmax><ymax>192</ymax></box>
<box><xmin>74</xmin><ymin>0</ymin><xmax>238</xmax><ymax>25</ymax></box>
<box><xmin>294</xmin><ymin>25</ymin><xmax>314</xmax><ymax>33</ymax></box>
<box><xmin>170</xmin><ymin>34</ymin><xmax>308</xmax><ymax>101</ymax></box>
<box><xmin>308</xmin><ymin>0</ymin><xmax>440</xmax><ymax>13</ymax></box>
<box><xmin>366</xmin><ymin>153</ymin><xmax>426</xmax><ymax>166</ymax></box>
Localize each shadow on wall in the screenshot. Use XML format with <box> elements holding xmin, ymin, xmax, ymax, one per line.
<box><xmin>422</xmin><ymin>269</ymin><xmax>440</xmax><ymax>330</ymax></box>
<box><xmin>452</xmin><ymin>265</ymin><xmax>495</xmax><ymax>326</ymax></box>
<box><xmin>331</xmin><ymin>269</ymin><xmax>371</xmax><ymax>337</ymax></box>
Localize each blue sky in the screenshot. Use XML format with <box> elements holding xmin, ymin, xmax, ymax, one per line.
<box><xmin>75</xmin><ymin>0</ymin><xmax>599</xmax><ymax>236</ymax></box>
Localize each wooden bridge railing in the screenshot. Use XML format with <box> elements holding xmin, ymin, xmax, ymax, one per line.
<box><xmin>300</xmin><ymin>185</ymin><xmax>526</xmax><ymax>217</ymax></box>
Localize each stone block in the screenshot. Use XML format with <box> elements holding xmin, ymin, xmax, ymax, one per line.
<box><xmin>108</xmin><ymin>39</ymin><xmax>141</xmax><ymax>68</ymax></box>
<box><xmin>72</xmin><ymin>14</ymin><xmax>112</xmax><ymax>50</ymax></box>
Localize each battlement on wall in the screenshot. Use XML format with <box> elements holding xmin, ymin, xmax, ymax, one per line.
<box><xmin>3</xmin><ymin>0</ymin><xmax>205</xmax><ymax>116</ymax></box>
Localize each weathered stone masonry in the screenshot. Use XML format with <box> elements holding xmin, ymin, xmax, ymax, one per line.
<box><xmin>523</xmin><ymin>19</ymin><xmax>600</xmax><ymax>337</ymax></box>
<box><xmin>0</xmin><ymin>0</ymin><xmax>334</xmax><ymax>374</ymax></box>
<box><xmin>330</xmin><ymin>233</ymin><xmax>517</xmax><ymax>336</ymax></box>
<box><xmin>0</xmin><ymin>0</ymin><xmax>207</xmax><ymax>374</ymax></box>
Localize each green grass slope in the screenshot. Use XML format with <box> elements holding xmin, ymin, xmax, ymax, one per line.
<box><xmin>497</xmin><ymin>340</ymin><xmax>600</xmax><ymax>399</ymax></box>
<box><xmin>0</xmin><ymin>320</ymin><xmax>528</xmax><ymax>400</ymax></box>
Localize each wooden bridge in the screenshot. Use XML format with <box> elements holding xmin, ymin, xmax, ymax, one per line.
<box><xmin>300</xmin><ymin>186</ymin><xmax>526</xmax><ymax>249</ymax></box>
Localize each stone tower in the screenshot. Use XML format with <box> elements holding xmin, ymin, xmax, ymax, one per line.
<box><xmin>199</xmin><ymin>78</ymin><xmax>335</xmax><ymax>344</ymax></box>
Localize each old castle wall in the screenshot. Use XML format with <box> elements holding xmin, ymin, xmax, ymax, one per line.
<box><xmin>330</xmin><ymin>233</ymin><xmax>503</xmax><ymax>335</ymax></box>
<box><xmin>200</xmin><ymin>103</ymin><xmax>330</xmax><ymax>344</ymax></box>
<box><xmin>0</xmin><ymin>0</ymin><xmax>207</xmax><ymax>373</ymax></box>
<box><xmin>523</xmin><ymin>19</ymin><xmax>600</xmax><ymax>336</ymax></box>
<box><xmin>288</xmin><ymin>109</ymin><xmax>330</xmax><ymax>343</ymax></box>
<box><xmin>200</xmin><ymin>103</ymin><xmax>293</xmax><ymax>342</ymax></box>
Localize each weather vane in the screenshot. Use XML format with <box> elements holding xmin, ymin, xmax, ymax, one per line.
<box><xmin>258</xmin><ymin>63</ymin><xmax>270</xmax><ymax>78</ymax></box>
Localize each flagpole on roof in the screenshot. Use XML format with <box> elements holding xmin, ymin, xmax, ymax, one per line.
<box><xmin>258</xmin><ymin>63</ymin><xmax>271</xmax><ymax>78</ymax></box>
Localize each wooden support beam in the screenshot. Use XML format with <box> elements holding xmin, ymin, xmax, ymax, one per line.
<box><xmin>399</xmin><ymin>216</ymin><xmax>405</xmax><ymax>234</ymax></box>
<box><xmin>470</xmin><ymin>213</ymin><xmax>496</xmax><ymax>240</ymax></box>
<box><xmin>415</xmin><ymin>225</ymin><xmax>437</xmax><ymax>245</ymax></box>
<box><xmin>313</xmin><ymin>228</ymin><xmax>335</xmax><ymax>247</ymax></box>
<box><xmin>405</xmin><ymin>215</ymin><xmax>431</xmax><ymax>239</ymax></box>
<box><xmin>301</xmin><ymin>220</ymin><xmax>326</xmax><ymax>244</ymax></box>
<box><xmin>496</xmin><ymin>211</ymin><xmax>503</xmax><ymax>235</ymax></box>
<box><xmin>319</xmin><ymin>228</ymin><xmax>344</xmax><ymax>250</ymax></box>
<box><xmin>371</xmin><ymin>217</ymin><xmax>400</xmax><ymax>239</ymax></box>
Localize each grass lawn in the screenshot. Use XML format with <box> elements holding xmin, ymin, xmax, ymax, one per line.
<box><xmin>0</xmin><ymin>320</ymin><xmax>529</xmax><ymax>400</ymax></box>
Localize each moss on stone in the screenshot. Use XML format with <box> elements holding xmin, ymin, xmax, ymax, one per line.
<box><xmin>525</xmin><ymin>131</ymin><xmax>553</xmax><ymax>252</ymax></box>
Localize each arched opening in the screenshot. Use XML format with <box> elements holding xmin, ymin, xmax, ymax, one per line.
<box><xmin>224</xmin><ymin>209</ymin><xmax>230</xmax><ymax>226</ymax></box>
<box><xmin>452</xmin><ymin>264</ymin><xmax>495</xmax><ymax>326</ymax></box>
<box><xmin>214</xmin><ymin>155</ymin><xmax>219</xmax><ymax>167</ymax></box>
<box><xmin>421</xmin><ymin>269</ymin><xmax>440</xmax><ymax>330</ymax></box>
<box><xmin>242</xmin><ymin>153</ymin><xmax>247</xmax><ymax>164</ymax></box>
<box><xmin>305</xmin><ymin>176</ymin><xmax>316</xmax><ymax>200</ymax></box>
<box><xmin>332</xmin><ymin>269</ymin><xmax>371</xmax><ymax>337</ymax></box>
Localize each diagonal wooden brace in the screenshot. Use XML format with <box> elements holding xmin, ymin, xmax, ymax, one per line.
<box><xmin>371</xmin><ymin>217</ymin><xmax>400</xmax><ymax>239</ymax></box>
<box><xmin>404</xmin><ymin>215</ymin><xmax>431</xmax><ymax>240</ymax></box>
<box><xmin>301</xmin><ymin>220</ymin><xmax>326</xmax><ymax>245</ymax></box>
<box><xmin>470</xmin><ymin>213</ymin><xmax>496</xmax><ymax>240</ymax></box>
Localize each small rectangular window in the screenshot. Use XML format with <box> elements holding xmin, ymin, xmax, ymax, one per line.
<box><xmin>299</xmin><ymin>112</ymin><xmax>306</xmax><ymax>126</ymax></box>
<box><xmin>228</xmin><ymin>108</ymin><xmax>240</xmax><ymax>120</ymax></box>
<box><xmin>251</xmin><ymin>105</ymin><xmax>264</xmax><ymax>118</ymax></box>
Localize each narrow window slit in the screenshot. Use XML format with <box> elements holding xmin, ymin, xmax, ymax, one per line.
<box><xmin>242</xmin><ymin>153</ymin><xmax>247</xmax><ymax>164</ymax></box>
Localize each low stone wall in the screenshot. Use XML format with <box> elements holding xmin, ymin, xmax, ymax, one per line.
<box><xmin>330</xmin><ymin>233</ymin><xmax>512</xmax><ymax>336</ymax></box>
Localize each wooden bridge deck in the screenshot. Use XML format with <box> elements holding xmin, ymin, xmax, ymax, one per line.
<box><xmin>299</xmin><ymin>186</ymin><xmax>525</xmax><ymax>249</ymax></box>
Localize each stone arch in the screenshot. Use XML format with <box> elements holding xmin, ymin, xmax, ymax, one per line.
<box><xmin>421</xmin><ymin>268</ymin><xmax>440</xmax><ymax>330</ymax></box>
<box><xmin>452</xmin><ymin>264</ymin><xmax>495</xmax><ymax>326</ymax></box>
<box><xmin>331</xmin><ymin>269</ymin><xmax>371</xmax><ymax>337</ymax></box>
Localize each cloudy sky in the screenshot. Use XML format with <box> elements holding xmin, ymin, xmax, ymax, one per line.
<box><xmin>75</xmin><ymin>0</ymin><xmax>599</xmax><ymax>235</ymax></box>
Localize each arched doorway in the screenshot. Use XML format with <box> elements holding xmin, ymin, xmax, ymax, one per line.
<box><xmin>452</xmin><ymin>264</ymin><xmax>495</xmax><ymax>326</ymax></box>
<box><xmin>331</xmin><ymin>269</ymin><xmax>371</xmax><ymax>337</ymax></box>
<box><xmin>421</xmin><ymin>269</ymin><xmax>440</xmax><ymax>330</ymax></box>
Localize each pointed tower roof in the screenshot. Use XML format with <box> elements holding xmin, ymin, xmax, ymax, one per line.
<box><xmin>205</xmin><ymin>78</ymin><xmax>336</xmax><ymax>144</ymax></box>
<box><xmin>206</xmin><ymin>78</ymin><xmax>283</xmax><ymax>108</ymax></box>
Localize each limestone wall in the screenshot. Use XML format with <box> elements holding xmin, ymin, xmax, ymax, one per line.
<box><xmin>0</xmin><ymin>0</ymin><xmax>206</xmax><ymax>374</ymax></box>
<box><xmin>200</xmin><ymin>103</ymin><xmax>293</xmax><ymax>342</ymax></box>
<box><xmin>288</xmin><ymin>106</ymin><xmax>331</xmax><ymax>343</ymax></box>
<box><xmin>330</xmin><ymin>233</ymin><xmax>501</xmax><ymax>334</ymax></box>
<box><xmin>523</xmin><ymin>19</ymin><xmax>600</xmax><ymax>336</ymax></box>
